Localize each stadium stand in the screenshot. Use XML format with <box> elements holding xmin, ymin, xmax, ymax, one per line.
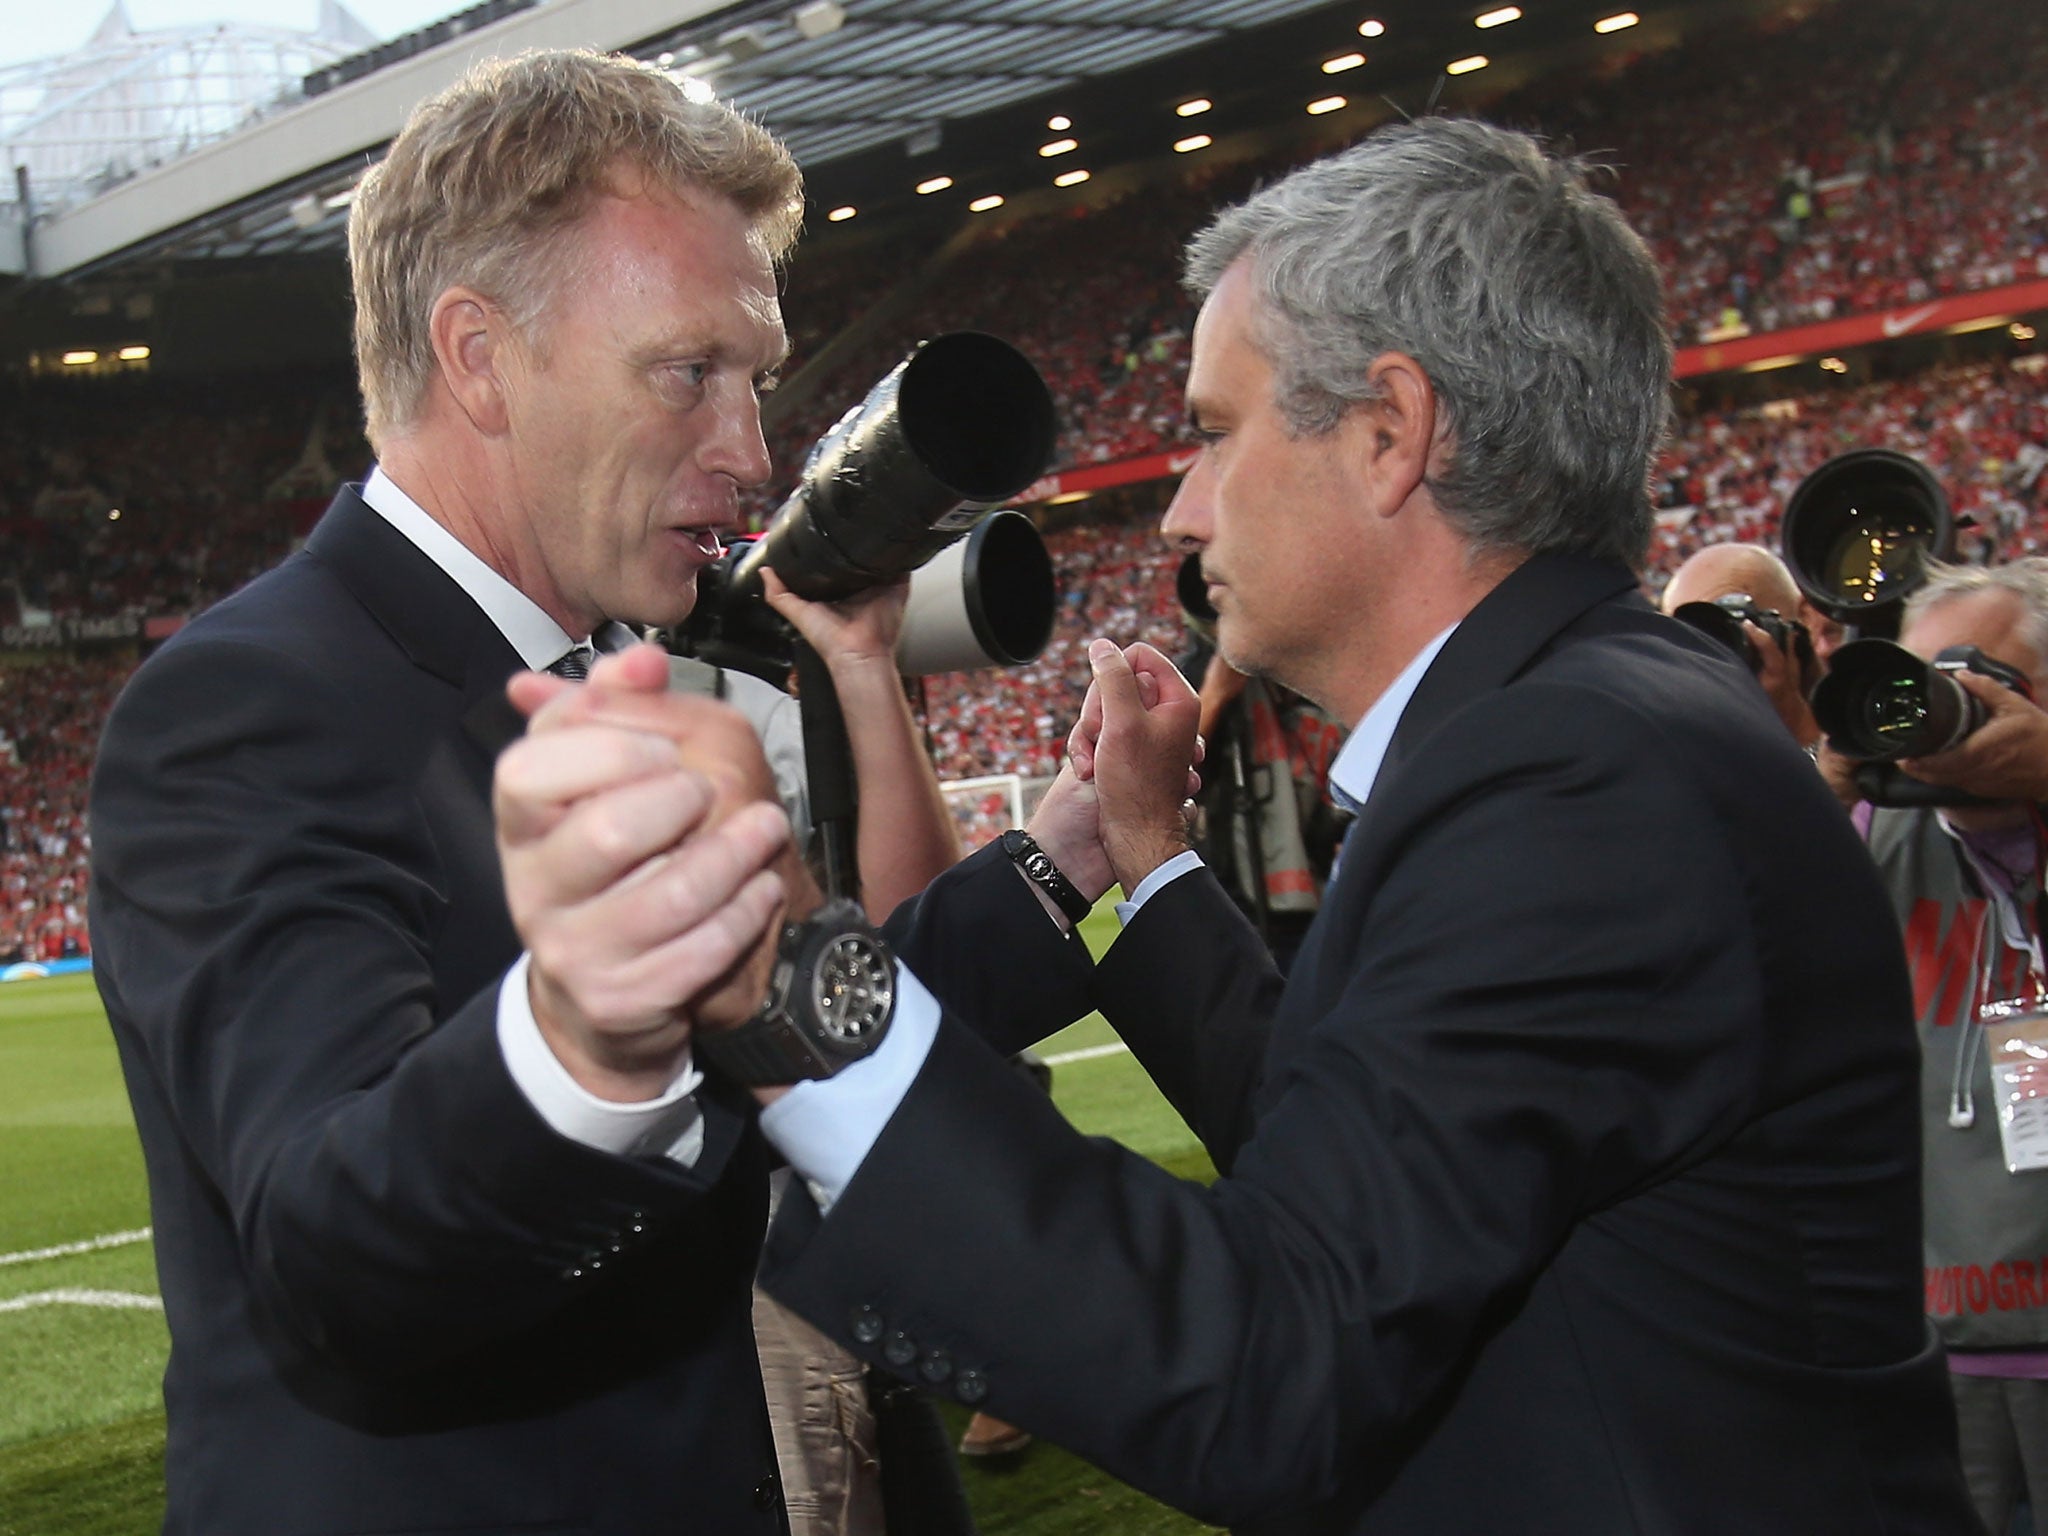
<box><xmin>0</xmin><ymin>655</ymin><xmax>121</xmax><ymax>964</ymax></box>
<box><xmin>1</xmin><ymin>0</ymin><xmax>2045</xmax><ymax>932</ymax></box>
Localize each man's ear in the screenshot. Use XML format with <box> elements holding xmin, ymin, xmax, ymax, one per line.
<box><xmin>1353</xmin><ymin>351</ymin><xmax>1439</xmax><ymax>519</ymax></box>
<box><xmin>428</xmin><ymin>286</ymin><xmax>514</xmax><ymax>436</ymax></box>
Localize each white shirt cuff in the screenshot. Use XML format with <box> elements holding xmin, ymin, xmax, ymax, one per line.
<box><xmin>1114</xmin><ymin>848</ymin><xmax>1205</xmax><ymax>924</ymax></box>
<box><xmin>757</xmin><ymin>961</ymin><xmax>941</xmax><ymax>1214</ymax></box>
<box><xmin>495</xmin><ymin>952</ymin><xmax>706</xmax><ymax>1165</ymax></box>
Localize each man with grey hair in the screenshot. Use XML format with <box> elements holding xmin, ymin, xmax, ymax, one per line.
<box><xmin>1827</xmin><ymin>557</ymin><xmax>2048</xmax><ymax>1536</ymax></box>
<box><xmin>508</xmin><ymin>117</ymin><xmax>1974</xmax><ymax>1531</ymax></box>
<box><xmin>88</xmin><ymin>47</ymin><xmax>974</xmax><ymax>1536</ymax></box>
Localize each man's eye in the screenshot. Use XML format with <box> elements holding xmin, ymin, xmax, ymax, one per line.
<box><xmin>668</xmin><ymin>361</ymin><xmax>710</xmax><ymax>388</ymax></box>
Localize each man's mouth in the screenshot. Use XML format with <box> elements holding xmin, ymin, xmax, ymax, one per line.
<box><xmin>673</xmin><ymin>526</ymin><xmax>725</xmax><ymax>561</ymax></box>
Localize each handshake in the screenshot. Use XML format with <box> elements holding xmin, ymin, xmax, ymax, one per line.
<box><xmin>493</xmin><ymin>634</ymin><xmax>1203</xmax><ymax>1105</ymax></box>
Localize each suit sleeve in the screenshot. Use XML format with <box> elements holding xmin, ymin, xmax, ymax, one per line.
<box><xmin>1092</xmin><ymin>864</ymin><xmax>1286</xmax><ymax>1170</ymax></box>
<box><xmin>89</xmin><ymin>637</ymin><xmax>746</xmax><ymax>1373</ymax></box>
<box><xmin>880</xmin><ymin>839</ymin><xmax>1096</xmax><ymax>1055</ymax></box>
<box><xmin>761</xmin><ymin>684</ymin><xmax>1762</xmax><ymax>1527</ymax></box>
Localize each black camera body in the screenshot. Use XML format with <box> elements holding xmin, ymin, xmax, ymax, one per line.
<box><xmin>670</xmin><ymin>332</ymin><xmax>1058</xmax><ymax>682</ymax></box>
<box><xmin>1671</xmin><ymin>591</ymin><xmax>1816</xmax><ymax>681</ymax></box>
<box><xmin>1811</xmin><ymin>639</ymin><xmax>2031</xmax><ymax>762</ymax></box>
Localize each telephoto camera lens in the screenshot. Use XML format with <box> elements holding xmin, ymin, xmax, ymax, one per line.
<box><xmin>1811</xmin><ymin>639</ymin><xmax>1985</xmax><ymax>760</ymax></box>
<box><xmin>1781</xmin><ymin>449</ymin><xmax>1951</xmax><ymax>639</ymax></box>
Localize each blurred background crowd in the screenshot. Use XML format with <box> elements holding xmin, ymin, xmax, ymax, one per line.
<box><xmin>0</xmin><ymin>0</ymin><xmax>2044</xmax><ymax>964</ymax></box>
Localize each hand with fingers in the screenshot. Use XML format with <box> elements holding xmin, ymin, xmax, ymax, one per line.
<box><xmin>1743</xmin><ymin>620</ymin><xmax>1821</xmax><ymax>749</ymax></box>
<box><xmin>1062</xmin><ymin>638</ymin><xmax>1204</xmax><ymax>896</ymax></box>
<box><xmin>496</xmin><ymin>643</ymin><xmax>813</xmax><ymax>1101</ymax></box>
<box><xmin>759</xmin><ymin>568</ymin><xmax>910</xmax><ymax>677</ymax></box>
<box><xmin>1898</xmin><ymin>669</ymin><xmax>2048</xmax><ymax>803</ymax></box>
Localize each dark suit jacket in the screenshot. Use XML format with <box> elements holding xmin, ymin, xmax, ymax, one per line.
<box><xmin>90</xmin><ymin>487</ymin><xmax>782</xmax><ymax>1535</ymax></box>
<box><xmin>764</xmin><ymin>553</ymin><xmax>1975</xmax><ymax>1534</ymax></box>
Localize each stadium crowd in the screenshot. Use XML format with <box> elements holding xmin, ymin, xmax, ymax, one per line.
<box><xmin>757</xmin><ymin>0</ymin><xmax>2047</xmax><ymax>500</ymax></box>
<box><xmin>0</xmin><ymin>0</ymin><xmax>2044</xmax><ymax>940</ymax></box>
<box><xmin>2</xmin><ymin>346</ymin><xmax>2044</xmax><ymax>923</ymax></box>
<box><xmin>0</xmin><ymin>655</ymin><xmax>122</xmax><ymax>963</ymax></box>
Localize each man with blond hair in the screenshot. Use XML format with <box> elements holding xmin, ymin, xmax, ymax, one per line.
<box><xmin>87</xmin><ymin>49</ymin><xmax>937</xmax><ymax>1535</ymax></box>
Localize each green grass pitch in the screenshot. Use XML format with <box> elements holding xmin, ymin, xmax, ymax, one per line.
<box><xmin>0</xmin><ymin>905</ymin><xmax>1226</xmax><ymax>1534</ymax></box>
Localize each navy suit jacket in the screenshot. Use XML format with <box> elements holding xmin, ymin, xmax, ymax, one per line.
<box><xmin>763</xmin><ymin>553</ymin><xmax>1975</xmax><ymax>1534</ymax></box>
<box><xmin>92</xmin><ymin>487</ymin><xmax>785</xmax><ymax>1535</ymax></box>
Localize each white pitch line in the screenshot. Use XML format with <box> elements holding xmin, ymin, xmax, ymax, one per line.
<box><xmin>0</xmin><ymin>1288</ymin><xmax>162</xmax><ymax>1313</ymax></box>
<box><xmin>1041</xmin><ymin>1041</ymin><xmax>1132</xmax><ymax>1067</ymax></box>
<box><xmin>0</xmin><ymin>1227</ymin><xmax>153</xmax><ymax>1267</ymax></box>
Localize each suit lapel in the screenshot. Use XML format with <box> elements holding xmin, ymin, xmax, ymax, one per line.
<box><xmin>303</xmin><ymin>485</ymin><xmax>529</xmax><ymax>764</ymax></box>
<box><xmin>1267</xmin><ymin>554</ymin><xmax>1641</xmax><ymax>1083</ymax></box>
<box><xmin>1377</xmin><ymin>552</ymin><xmax>1640</xmax><ymax>789</ymax></box>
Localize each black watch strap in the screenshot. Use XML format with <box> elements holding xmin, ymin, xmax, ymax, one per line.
<box><xmin>696</xmin><ymin>901</ymin><xmax>895</xmax><ymax>1087</ymax></box>
<box><xmin>699</xmin><ymin>1010</ymin><xmax>832</xmax><ymax>1085</ymax></box>
<box><xmin>1000</xmin><ymin>829</ymin><xmax>1093</xmax><ymax>923</ymax></box>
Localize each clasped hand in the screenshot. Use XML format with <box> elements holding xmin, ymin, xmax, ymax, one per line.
<box><xmin>494</xmin><ymin>644</ymin><xmax>801</xmax><ymax>1103</ymax></box>
<box><xmin>1029</xmin><ymin>638</ymin><xmax>1205</xmax><ymax>903</ymax></box>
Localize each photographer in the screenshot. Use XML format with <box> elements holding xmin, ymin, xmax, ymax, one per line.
<box><xmin>1834</xmin><ymin>558</ymin><xmax>2048</xmax><ymax>1536</ymax></box>
<box><xmin>1660</xmin><ymin>542</ymin><xmax>1821</xmax><ymax>748</ymax></box>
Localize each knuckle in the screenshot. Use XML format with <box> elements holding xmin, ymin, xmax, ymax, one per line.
<box><xmin>583</xmin><ymin>809</ymin><xmax>637</xmax><ymax>866</ymax></box>
<box><xmin>529</xmin><ymin>929</ymin><xmax>573</xmax><ymax>983</ymax></box>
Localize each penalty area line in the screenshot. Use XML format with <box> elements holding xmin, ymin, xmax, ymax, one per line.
<box><xmin>0</xmin><ymin>1227</ymin><xmax>153</xmax><ymax>1268</ymax></box>
<box><xmin>1041</xmin><ymin>1041</ymin><xmax>1131</xmax><ymax>1067</ymax></box>
<box><xmin>0</xmin><ymin>1288</ymin><xmax>162</xmax><ymax>1314</ymax></box>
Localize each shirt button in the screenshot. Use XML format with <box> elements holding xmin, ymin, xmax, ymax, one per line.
<box><xmin>955</xmin><ymin>1368</ymin><xmax>989</xmax><ymax>1405</ymax></box>
<box><xmin>918</xmin><ymin>1348</ymin><xmax>953</xmax><ymax>1385</ymax></box>
<box><xmin>849</xmin><ymin>1304</ymin><xmax>884</xmax><ymax>1344</ymax></box>
<box><xmin>883</xmin><ymin>1329</ymin><xmax>917</xmax><ymax>1368</ymax></box>
<box><xmin>752</xmin><ymin>1473</ymin><xmax>780</xmax><ymax>1511</ymax></box>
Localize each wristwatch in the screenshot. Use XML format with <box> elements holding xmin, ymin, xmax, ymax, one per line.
<box><xmin>696</xmin><ymin>898</ymin><xmax>896</xmax><ymax>1086</ymax></box>
<box><xmin>999</xmin><ymin>829</ymin><xmax>1093</xmax><ymax>924</ymax></box>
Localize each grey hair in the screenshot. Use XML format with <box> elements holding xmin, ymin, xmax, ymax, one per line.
<box><xmin>1182</xmin><ymin>116</ymin><xmax>1671</xmax><ymax>568</ymax></box>
<box><xmin>1906</xmin><ymin>558</ymin><xmax>2048</xmax><ymax>663</ymax></box>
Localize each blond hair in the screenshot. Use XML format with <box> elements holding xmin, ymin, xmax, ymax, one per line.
<box><xmin>348</xmin><ymin>49</ymin><xmax>803</xmax><ymax>447</ymax></box>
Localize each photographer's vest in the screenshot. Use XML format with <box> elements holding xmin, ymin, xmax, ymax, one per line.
<box><xmin>1209</xmin><ymin>680</ymin><xmax>1347</xmax><ymax>918</ymax></box>
<box><xmin>1869</xmin><ymin>805</ymin><xmax>2048</xmax><ymax>1348</ymax></box>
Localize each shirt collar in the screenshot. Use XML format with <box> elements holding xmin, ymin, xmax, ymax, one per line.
<box><xmin>360</xmin><ymin>465</ymin><xmax>579</xmax><ymax>671</ymax></box>
<box><xmin>1327</xmin><ymin>622</ymin><xmax>1459</xmax><ymax>812</ymax></box>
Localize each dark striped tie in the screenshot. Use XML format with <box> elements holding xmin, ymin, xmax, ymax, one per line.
<box><xmin>548</xmin><ymin>645</ymin><xmax>594</xmax><ymax>680</ymax></box>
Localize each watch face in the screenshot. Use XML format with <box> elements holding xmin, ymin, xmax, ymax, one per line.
<box><xmin>810</xmin><ymin>935</ymin><xmax>895</xmax><ymax>1047</ymax></box>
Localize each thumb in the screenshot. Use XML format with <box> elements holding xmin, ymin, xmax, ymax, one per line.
<box><xmin>508</xmin><ymin>670</ymin><xmax>574</xmax><ymax>719</ymax></box>
<box><xmin>1088</xmin><ymin>638</ymin><xmax>1143</xmax><ymax>720</ymax></box>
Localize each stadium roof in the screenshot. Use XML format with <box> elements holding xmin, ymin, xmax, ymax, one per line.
<box><xmin>0</xmin><ymin>3</ymin><xmax>375</xmax><ymax>216</ymax></box>
<box><xmin>3</xmin><ymin>0</ymin><xmax>1683</xmax><ymax>281</ymax></box>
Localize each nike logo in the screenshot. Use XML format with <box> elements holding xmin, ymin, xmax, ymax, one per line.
<box><xmin>1166</xmin><ymin>450</ymin><xmax>1199</xmax><ymax>473</ymax></box>
<box><xmin>1881</xmin><ymin>304</ymin><xmax>1942</xmax><ymax>338</ymax></box>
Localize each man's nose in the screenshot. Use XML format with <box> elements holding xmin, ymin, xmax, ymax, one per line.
<box><xmin>1161</xmin><ymin>458</ymin><xmax>1212</xmax><ymax>553</ymax></box>
<box><xmin>705</xmin><ymin>389</ymin><xmax>774</xmax><ymax>492</ymax></box>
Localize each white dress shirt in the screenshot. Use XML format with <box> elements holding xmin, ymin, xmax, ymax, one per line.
<box><xmin>761</xmin><ymin>622</ymin><xmax>1460</xmax><ymax>1212</ymax></box>
<box><xmin>361</xmin><ymin>468</ymin><xmax>707</xmax><ymax>1163</ymax></box>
